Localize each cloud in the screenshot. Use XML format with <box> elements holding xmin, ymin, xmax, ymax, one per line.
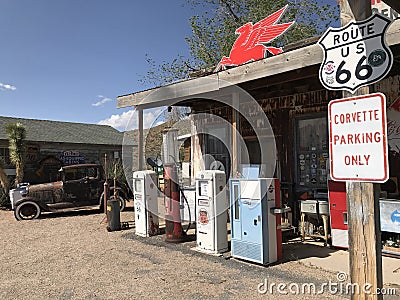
<box><xmin>98</xmin><ymin>110</ymin><xmax>135</xmax><ymax>131</ymax></box>
<box><xmin>0</xmin><ymin>83</ymin><xmax>16</xmax><ymax>91</ymax></box>
<box><xmin>92</xmin><ymin>95</ymin><xmax>112</xmax><ymax>107</ymax></box>
<box><xmin>98</xmin><ymin>108</ymin><xmax>165</xmax><ymax>131</ymax></box>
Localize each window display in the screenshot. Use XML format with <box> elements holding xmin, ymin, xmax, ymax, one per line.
<box><xmin>296</xmin><ymin>116</ymin><xmax>328</xmax><ymax>188</ymax></box>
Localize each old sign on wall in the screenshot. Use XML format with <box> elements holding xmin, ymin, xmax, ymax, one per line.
<box><xmin>318</xmin><ymin>14</ymin><xmax>393</xmax><ymax>93</ymax></box>
<box><xmin>328</xmin><ymin>93</ymin><xmax>388</xmax><ymax>182</ymax></box>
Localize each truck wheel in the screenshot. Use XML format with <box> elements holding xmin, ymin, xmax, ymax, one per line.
<box><xmin>14</xmin><ymin>201</ymin><xmax>41</xmax><ymax>220</ymax></box>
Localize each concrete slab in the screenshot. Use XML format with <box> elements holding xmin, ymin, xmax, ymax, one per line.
<box><xmin>283</xmin><ymin>238</ymin><xmax>400</xmax><ymax>285</ymax></box>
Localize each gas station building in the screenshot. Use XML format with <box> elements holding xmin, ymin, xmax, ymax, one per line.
<box><xmin>118</xmin><ymin>13</ymin><xmax>400</xmax><ymax>255</ymax></box>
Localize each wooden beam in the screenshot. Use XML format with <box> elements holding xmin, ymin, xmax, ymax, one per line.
<box><xmin>138</xmin><ymin>108</ymin><xmax>144</xmax><ymax>170</ymax></box>
<box><xmin>340</xmin><ymin>1</ymin><xmax>383</xmax><ymax>299</ymax></box>
<box><xmin>231</xmin><ymin>93</ymin><xmax>240</xmax><ymax>177</ymax></box>
<box><xmin>116</xmin><ymin>18</ymin><xmax>400</xmax><ymax>109</ymax></box>
<box><xmin>190</xmin><ymin>117</ymin><xmax>203</xmax><ymax>185</ymax></box>
<box><xmin>346</xmin><ymin>180</ymin><xmax>383</xmax><ymax>300</ymax></box>
<box><xmin>340</xmin><ymin>0</ymin><xmax>372</xmax><ymax>21</ymax></box>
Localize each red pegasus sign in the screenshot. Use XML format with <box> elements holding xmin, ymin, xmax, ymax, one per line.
<box><xmin>215</xmin><ymin>5</ymin><xmax>294</xmax><ymax>72</ymax></box>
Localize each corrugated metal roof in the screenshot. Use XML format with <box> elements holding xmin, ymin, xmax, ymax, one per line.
<box><xmin>0</xmin><ymin>116</ymin><xmax>123</xmax><ymax>146</ymax></box>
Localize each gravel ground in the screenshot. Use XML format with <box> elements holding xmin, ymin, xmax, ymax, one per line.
<box><xmin>0</xmin><ymin>205</ymin><xmax>398</xmax><ymax>300</ymax></box>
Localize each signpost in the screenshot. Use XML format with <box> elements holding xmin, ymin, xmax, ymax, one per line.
<box><xmin>328</xmin><ymin>92</ymin><xmax>388</xmax><ymax>182</ymax></box>
<box><xmin>321</xmin><ymin>1</ymin><xmax>393</xmax><ymax>299</ymax></box>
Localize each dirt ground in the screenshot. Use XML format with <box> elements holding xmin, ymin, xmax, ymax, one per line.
<box><xmin>0</xmin><ymin>205</ymin><xmax>398</xmax><ymax>300</ymax></box>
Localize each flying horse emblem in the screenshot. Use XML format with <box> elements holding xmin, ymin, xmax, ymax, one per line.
<box><xmin>215</xmin><ymin>5</ymin><xmax>294</xmax><ymax>72</ymax></box>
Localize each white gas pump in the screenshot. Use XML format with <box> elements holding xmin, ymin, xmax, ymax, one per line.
<box><xmin>195</xmin><ymin>170</ymin><xmax>228</xmax><ymax>254</ymax></box>
<box><xmin>133</xmin><ymin>170</ymin><xmax>159</xmax><ymax>237</ymax></box>
<box><xmin>230</xmin><ymin>178</ymin><xmax>282</xmax><ymax>265</ymax></box>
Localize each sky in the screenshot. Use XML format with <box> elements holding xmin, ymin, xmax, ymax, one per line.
<box><xmin>0</xmin><ymin>0</ymin><xmax>339</xmax><ymax>132</ymax></box>
<box><xmin>0</xmin><ymin>0</ymin><xmax>197</xmax><ymax>131</ymax></box>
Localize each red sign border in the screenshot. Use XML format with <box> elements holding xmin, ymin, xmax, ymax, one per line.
<box><xmin>328</xmin><ymin>92</ymin><xmax>388</xmax><ymax>182</ymax></box>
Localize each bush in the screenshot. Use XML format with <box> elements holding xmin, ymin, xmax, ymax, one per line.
<box><xmin>0</xmin><ymin>187</ymin><xmax>10</xmax><ymax>209</ymax></box>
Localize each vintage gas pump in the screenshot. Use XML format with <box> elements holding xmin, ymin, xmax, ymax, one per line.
<box><xmin>195</xmin><ymin>170</ymin><xmax>228</xmax><ymax>253</ymax></box>
<box><xmin>162</xmin><ymin>128</ymin><xmax>184</xmax><ymax>242</ymax></box>
<box><xmin>133</xmin><ymin>170</ymin><xmax>159</xmax><ymax>237</ymax></box>
<box><xmin>230</xmin><ymin>178</ymin><xmax>282</xmax><ymax>265</ymax></box>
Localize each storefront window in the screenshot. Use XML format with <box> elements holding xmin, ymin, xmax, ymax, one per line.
<box><xmin>203</xmin><ymin>127</ymin><xmax>231</xmax><ymax>176</ymax></box>
<box><xmin>0</xmin><ymin>148</ymin><xmax>11</xmax><ymax>166</ymax></box>
<box><xmin>296</xmin><ymin>116</ymin><xmax>328</xmax><ymax>189</ymax></box>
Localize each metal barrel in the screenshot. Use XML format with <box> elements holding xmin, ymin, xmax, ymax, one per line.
<box><xmin>106</xmin><ymin>198</ymin><xmax>121</xmax><ymax>231</ymax></box>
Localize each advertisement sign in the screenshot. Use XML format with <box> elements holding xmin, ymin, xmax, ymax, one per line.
<box><xmin>380</xmin><ymin>199</ymin><xmax>400</xmax><ymax>233</ymax></box>
<box><xmin>318</xmin><ymin>14</ymin><xmax>393</xmax><ymax>93</ymax></box>
<box><xmin>214</xmin><ymin>5</ymin><xmax>294</xmax><ymax>72</ymax></box>
<box><xmin>328</xmin><ymin>93</ymin><xmax>388</xmax><ymax>182</ymax></box>
<box><xmin>387</xmin><ymin>97</ymin><xmax>400</xmax><ymax>153</ymax></box>
<box><xmin>59</xmin><ymin>150</ymin><xmax>85</xmax><ymax>165</ymax></box>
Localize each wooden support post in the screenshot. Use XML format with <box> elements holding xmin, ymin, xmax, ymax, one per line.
<box><xmin>103</xmin><ymin>154</ymin><xmax>109</xmax><ymax>219</ymax></box>
<box><xmin>339</xmin><ymin>1</ymin><xmax>383</xmax><ymax>299</ymax></box>
<box><xmin>346</xmin><ymin>180</ymin><xmax>382</xmax><ymax>299</ymax></box>
<box><xmin>340</xmin><ymin>0</ymin><xmax>372</xmax><ymax>22</ymax></box>
<box><xmin>382</xmin><ymin>0</ymin><xmax>400</xmax><ymax>14</ymax></box>
<box><xmin>232</xmin><ymin>93</ymin><xmax>240</xmax><ymax>177</ymax></box>
<box><xmin>190</xmin><ymin>115</ymin><xmax>203</xmax><ymax>185</ymax></box>
<box><xmin>138</xmin><ymin>107</ymin><xmax>144</xmax><ymax>170</ymax></box>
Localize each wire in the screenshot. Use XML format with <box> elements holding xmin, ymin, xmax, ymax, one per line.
<box><xmin>179</xmin><ymin>186</ymin><xmax>192</xmax><ymax>234</ymax></box>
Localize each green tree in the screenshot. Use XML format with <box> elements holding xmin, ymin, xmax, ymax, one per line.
<box><xmin>141</xmin><ymin>0</ymin><xmax>339</xmax><ymax>86</ymax></box>
<box><xmin>104</xmin><ymin>158</ymin><xmax>126</xmax><ymax>185</ymax></box>
<box><xmin>6</xmin><ymin>123</ymin><xmax>26</xmax><ymax>186</ymax></box>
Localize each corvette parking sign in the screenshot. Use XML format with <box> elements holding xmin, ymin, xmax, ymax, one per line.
<box><xmin>328</xmin><ymin>93</ymin><xmax>388</xmax><ymax>182</ymax></box>
<box><xmin>318</xmin><ymin>14</ymin><xmax>393</xmax><ymax>93</ymax></box>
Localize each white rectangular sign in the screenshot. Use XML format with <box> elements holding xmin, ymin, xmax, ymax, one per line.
<box><xmin>328</xmin><ymin>92</ymin><xmax>388</xmax><ymax>182</ymax></box>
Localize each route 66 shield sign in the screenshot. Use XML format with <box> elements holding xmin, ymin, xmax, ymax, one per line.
<box><xmin>318</xmin><ymin>14</ymin><xmax>393</xmax><ymax>94</ymax></box>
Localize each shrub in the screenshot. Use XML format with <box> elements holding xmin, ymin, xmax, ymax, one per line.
<box><xmin>0</xmin><ymin>187</ymin><xmax>10</xmax><ymax>209</ymax></box>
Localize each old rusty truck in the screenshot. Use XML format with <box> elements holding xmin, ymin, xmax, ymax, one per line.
<box><xmin>10</xmin><ymin>164</ymin><xmax>130</xmax><ymax>220</ymax></box>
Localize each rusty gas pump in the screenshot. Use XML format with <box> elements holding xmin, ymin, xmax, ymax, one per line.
<box><xmin>162</xmin><ymin>128</ymin><xmax>183</xmax><ymax>242</ymax></box>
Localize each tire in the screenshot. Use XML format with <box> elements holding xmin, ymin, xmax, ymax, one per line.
<box><xmin>14</xmin><ymin>201</ymin><xmax>41</xmax><ymax>220</ymax></box>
